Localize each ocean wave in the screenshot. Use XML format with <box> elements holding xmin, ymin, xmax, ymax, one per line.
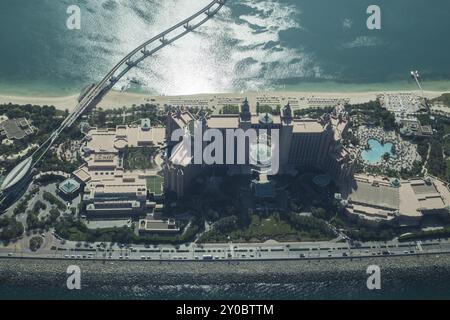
<box><xmin>73</xmin><ymin>0</ymin><xmax>320</xmax><ymax>95</ymax></box>
<box><xmin>341</xmin><ymin>36</ymin><xmax>386</xmax><ymax>49</ymax></box>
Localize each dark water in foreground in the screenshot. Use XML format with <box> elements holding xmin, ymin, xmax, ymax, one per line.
<box><xmin>2</xmin><ymin>279</ymin><xmax>450</xmax><ymax>300</ymax></box>
<box><xmin>1</xmin><ymin>255</ymin><xmax>450</xmax><ymax>300</ymax></box>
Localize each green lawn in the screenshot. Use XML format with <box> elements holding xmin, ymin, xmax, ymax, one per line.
<box><xmin>201</xmin><ymin>214</ymin><xmax>328</xmax><ymax>243</ymax></box>
<box><xmin>229</xmin><ymin>215</ymin><xmax>296</xmax><ymax>240</ymax></box>
<box><xmin>147</xmin><ymin>175</ymin><xmax>164</xmax><ymax>196</ymax></box>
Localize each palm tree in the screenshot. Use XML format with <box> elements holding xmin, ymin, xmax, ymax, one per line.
<box><xmin>391</xmin><ymin>145</ymin><xmax>397</xmax><ymax>155</ymax></box>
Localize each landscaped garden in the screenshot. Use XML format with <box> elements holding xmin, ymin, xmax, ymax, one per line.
<box><xmin>199</xmin><ymin>213</ymin><xmax>335</xmax><ymax>243</ymax></box>
<box><xmin>123</xmin><ymin>147</ymin><xmax>157</xmax><ymax>171</ymax></box>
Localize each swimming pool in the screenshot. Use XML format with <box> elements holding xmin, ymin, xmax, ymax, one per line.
<box><xmin>361</xmin><ymin>139</ymin><xmax>395</xmax><ymax>164</ymax></box>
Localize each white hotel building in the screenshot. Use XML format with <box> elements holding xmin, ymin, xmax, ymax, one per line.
<box><xmin>164</xmin><ymin>99</ymin><xmax>356</xmax><ymax>197</ymax></box>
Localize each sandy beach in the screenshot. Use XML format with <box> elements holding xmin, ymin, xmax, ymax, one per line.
<box><xmin>0</xmin><ymin>89</ymin><xmax>448</xmax><ymax>113</ymax></box>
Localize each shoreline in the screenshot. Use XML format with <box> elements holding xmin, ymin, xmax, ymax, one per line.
<box><xmin>0</xmin><ymin>88</ymin><xmax>448</xmax><ymax>113</ymax></box>
<box><xmin>2</xmin><ymin>252</ymin><xmax>450</xmax><ymax>299</ymax></box>
<box><xmin>0</xmin><ymin>249</ymin><xmax>448</xmax><ymax>263</ymax></box>
<box><xmin>1</xmin><ymin>253</ymin><xmax>450</xmax><ymax>287</ymax></box>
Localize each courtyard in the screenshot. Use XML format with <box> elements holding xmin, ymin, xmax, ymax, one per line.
<box><xmin>123</xmin><ymin>147</ymin><xmax>158</xmax><ymax>171</ymax></box>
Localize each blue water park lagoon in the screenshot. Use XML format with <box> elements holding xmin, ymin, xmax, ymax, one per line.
<box><xmin>361</xmin><ymin>139</ymin><xmax>396</xmax><ymax>164</ymax></box>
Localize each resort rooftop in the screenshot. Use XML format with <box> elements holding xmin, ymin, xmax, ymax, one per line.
<box><xmin>85</xmin><ymin>175</ymin><xmax>148</xmax><ymax>199</ymax></box>
<box><xmin>344</xmin><ymin>175</ymin><xmax>450</xmax><ymax>224</ymax></box>
<box><xmin>349</xmin><ymin>178</ymin><xmax>399</xmax><ymax>211</ymax></box>
<box><xmin>86</xmin><ymin>125</ymin><xmax>165</xmax><ymax>153</ymax></box>
<box><xmin>399</xmin><ymin>179</ymin><xmax>449</xmax><ymax>217</ymax></box>
<box><xmin>0</xmin><ymin>118</ymin><xmax>35</xmax><ymax>140</ymax></box>
<box><xmin>207</xmin><ymin>115</ymin><xmax>240</xmax><ymax>129</ymax></box>
<box><xmin>138</xmin><ymin>218</ymin><xmax>179</xmax><ymax>234</ymax></box>
<box><xmin>292</xmin><ymin>119</ymin><xmax>326</xmax><ymax>133</ymax></box>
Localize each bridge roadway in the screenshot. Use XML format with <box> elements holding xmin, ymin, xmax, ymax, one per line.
<box><xmin>31</xmin><ymin>0</ymin><xmax>226</xmax><ymax>167</ymax></box>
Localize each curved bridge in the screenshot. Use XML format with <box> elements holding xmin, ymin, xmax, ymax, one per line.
<box><xmin>1</xmin><ymin>0</ymin><xmax>226</xmax><ymax>196</ymax></box>
<box><xmin>64</xmin><ymin>0</ymin><xmax>226</xmax><ymax>129</ymax></box>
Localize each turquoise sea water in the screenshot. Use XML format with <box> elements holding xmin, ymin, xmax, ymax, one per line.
<box><xmin>362</xmin><ymin>139</ymin><xmax>394</xmax><ymax>164</ymax></box>
<box><xmin>0</xmin><ymin>0</ymin><xmax>450</xmax><ymax>96</ymax></box>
